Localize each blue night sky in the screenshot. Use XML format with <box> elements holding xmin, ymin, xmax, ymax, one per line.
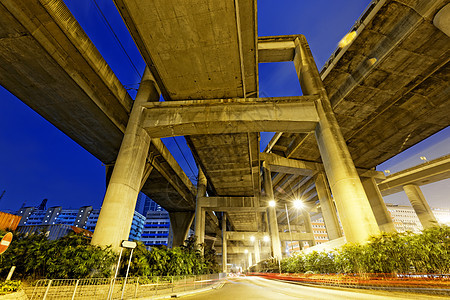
<box><xmin>0</xmin><ymin>0</ymin><xmax>448</xmax><ymax>211</ymax></box>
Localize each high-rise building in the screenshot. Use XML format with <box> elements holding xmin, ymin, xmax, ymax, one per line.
<box><xmin>16</xmin><ymin>205</ymin><xmax>144</xmax><ymax>241</ymax></box>
<box><xmin>140</xmin><ymin>210</ymin><xmax>170</xmax><ymax>248</ymax></box>
<box><xmin>386</xmin><ymin>204</ymin><xmax>450</xmax><ymax>233</ymax></box>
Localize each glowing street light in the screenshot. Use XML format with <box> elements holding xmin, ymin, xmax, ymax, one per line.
<box><xmin>263</xmin><ymin>236</ymin><xmax>270</xmax><ymax>242</ymax></box>
<box><xmin>293</xmin><ymin>199</ymin><xmax>304</xmax><ymax>209</ymax></box>
<box><xmin>338</xmin><ymin>31</ymin><xmax>357</xmax><ymax>48</ymax></box>
<box><xmin>250</xmin><ymin>236</ymin><xmax>255</xmax><ymax>242</ymax></box>
<box><xmin>269</xmin><ymin>200</ymin><xmax>276</xmax><ymax>207</ymax></box>
<box><xmin>244</xmin><ymin>249</ymin><xmax>248</xmax><ymax>254</ymax></box>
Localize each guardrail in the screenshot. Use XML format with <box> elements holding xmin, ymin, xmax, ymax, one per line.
<box><xmin>250</xmin><ymin>272</ymin><xmax>450</xmax><ymax>295</ymax></box>
<box><xmin>26</xmin><ymin>273</ymin><xmax>224</xmax><ymax>299</ymax></box>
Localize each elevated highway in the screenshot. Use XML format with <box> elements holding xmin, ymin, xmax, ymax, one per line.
<box><xmin>0</xmin><ymin>1</ymin><xmax>195</xmax><ymax>213</ymax></box>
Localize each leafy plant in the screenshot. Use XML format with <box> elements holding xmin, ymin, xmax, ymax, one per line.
<box><xmin>0</xmin><ymin>280</ymin><xmax>21</xmax><ymax>295</ymax></box>
<box><xmin>278</xmin><ymin>225</ymin><xmax>450</xmax><ymax>275</ymax></box>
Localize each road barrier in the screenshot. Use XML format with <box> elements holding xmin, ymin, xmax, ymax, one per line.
<box><xmin>249</xmin><ymin>272</ymin><xmax>450</xmax><ymax>295</ymax></box>
<box><xmin>26</xmin><ymin>273</ymin><xmax>224</xmax><ymax>299</ymax></box>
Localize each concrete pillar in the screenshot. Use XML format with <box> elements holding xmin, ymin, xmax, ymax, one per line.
<box><xmin>168</xmin><ymin>211</ymin><xmax>195</xmax><ymax>248</ymax></box>
<box><xmin>194</xmin><ymin>167</ymin><xmax>207</xmax><ymax>253</ymax></box>
<box><xmin>248</xmin><ymin>252</ymin><xmax>253</xmax><ymax>268</ymax></box>
<box><xmin>254</xmin><ymin>241</ymin><xmax>260</xmax><ymax>264</ymax></box>
<box><xmin>262</xmin><ymin>161</ymin><xmax>282</xmax><ymax>260</ymax></box>
<box><xmin>434</xmin><ymin>3</ymin><xmax>450</xmax><ymax>37</ymax></box>
<box><xmin>403</xmin><ymin>184</ymin><xmax>438</xmax><ymax>229</ymax></box>
<box><xmin>314</xmin><ymin>173</ymin><xmax>342</xmax><ymax>240</ymax></box>
<box><xmin>222</xmin><ymin>214</ymin><xmax>227</xmax><ymax>273</ymax></box>
<box><xmin>302</xmin><ymin>210</ymin><xmax>316</xmax><ymax>246</ymax></box>
<box><xmin>294</xmin><ymin>35</ymin><xmax>380</xmax><ymax>243</ymax></box>
<box><xmin>361</xmin><ymin>177</ymin><xmax>396</xmax><ymax>232</ymax></box>
<box><xmin>91</xmin><ymin>68</ymin><xmax>159</xmax><ymax>251</ymax></box>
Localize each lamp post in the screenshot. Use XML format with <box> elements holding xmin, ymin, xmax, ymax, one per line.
<box><xmin>285</xmin><ymin>203</ymin><xmax>293</xmax><ymax>253</ymax></box>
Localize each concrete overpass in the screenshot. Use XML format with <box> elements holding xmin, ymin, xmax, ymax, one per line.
<box><xmin>0</xmin><ymin>0</ymin><xmax>202</xmax><ymax>244</ymax></box>
<box><xmin>1</xmin><ymin>0</ymin><xmax>449</xmax><ymax>271</ymax></box>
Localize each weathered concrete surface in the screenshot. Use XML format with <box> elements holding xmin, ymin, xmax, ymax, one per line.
<box><xmin>91</xmin><ymin>68</ymin><xmax>158</xmax><ymax>250</ymax></box>
<box><xmin>142</xmin><ymin>97</ymin><xmax>318</xmax><ymax>138</ymax></box>
<box><xmin>265</xmin><ymin>0</ymin><xmax>450</xmax><ymax>170</ymax></box>
<box><xmin>0</xmin><ymin>1</ymin><xmax>200</xmax><ymax>231</ymax></box>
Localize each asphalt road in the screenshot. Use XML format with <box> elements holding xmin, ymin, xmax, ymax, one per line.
<box><xmin>182</xmin><ymin>276</ymin><xmax>448</xmax><ymax>300</ymax></box>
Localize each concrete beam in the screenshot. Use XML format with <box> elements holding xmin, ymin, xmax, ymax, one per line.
<box><xmin>261</xmin><ymin>152</ymin><xmax>384</xmax><ymax>179</ymax></box>
<box><xmin>142</xmin><ymin>97</ymin><xmax>319</xmax><ymax>138</ymax></box>
<box><xmin>151</xmin><ymin>139</ymin><xmax>197</xmax><ymax>198</ymax></box>
<box><xmin>258</xmin><ymin>39</ymin><xmax>295</xmax><ymax>62</ymax></box>
<box><xmin>378</xmin><ymin>155</ymin><xmax>450</xmax><ymax>196</ymax></box>
<box><xmin>226</xmin><ymin>231</ymin><xmax>314</xmax><ymax>241</ymax></box>
<box><xmin>215</xmin><ymin>246</ymin><xmax>271</xmax><ymax>254</ymax></box>
<box><xmin>260</xmin><ymin>152</ymin><xmax>319</xmax><ymax>176</ymax></box>
<box><xmin>198</xmin><ymin>196</ymin><xmax>259</xmax><ymax>211</ymax></box>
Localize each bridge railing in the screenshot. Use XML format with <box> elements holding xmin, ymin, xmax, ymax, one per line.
<box><xmin>27</xmin><ymin>273</ymin><xmax>225</xmax><ymax>300</ymax></box>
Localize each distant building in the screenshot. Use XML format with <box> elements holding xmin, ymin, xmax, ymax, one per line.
<box><xmin>309</xmin><ymin>204</ymin><xmax>450</xmax><ymax>244</ymax></box>
<box><xmin>141</xmin><ymin>210</ymin><xmax>170</xmax><ymax>248</ymax></box>
<box><xmin>311</xmin><ymin>217</ymin><xmax>330</xmax><ymax>245</ymax></box>
<box><xmin>83</xmin><ymin>209</ymin><xmax>145</xmax><ymax>241</ymax></box>
<box><xmin>16</xmin><ymin>205</ymin><xmax>144</xmax><ymax>241</ymax></box>
<box><xmin>16</xmin><ymin>224</ymin><xmax>72</xmax><ymax>240</ymax></box>
<box><xmin>386</xmin><ymin>204</ymin><xmax>450</xmax><ymax>233</ymax></box>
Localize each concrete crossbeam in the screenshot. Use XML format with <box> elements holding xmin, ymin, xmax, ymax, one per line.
<box><xmin>261</xmin><ymin>152</ymin><xmax>385</xmax><ymax>179</ymax></box>
<box><xmin>215</xmin><ymin>246</ymin><xmax>271</xmax><ymax>254</ymax></box>
<box><xmin>226</xmin><ymin>231</ymin><xmax>314</xmax><ymax>241</ymax></box>
<box><xmin>260</xmin><ymin>152</ymin><xmax>319</xmax><ymax>176</ymax></box>
<box><xmin>258</xmin><ymin>40</ymin><xmax>295</xmax><ymax>63</ymax></box>
<box><xmin>198</xmin><ymin>196</ymin><xmax>258</xmax><ymax>211</ymax></box>
<box><xmin>142</xmin><ymin>96</ymin><xmax>319</xmax><ymax>138</ymax></box>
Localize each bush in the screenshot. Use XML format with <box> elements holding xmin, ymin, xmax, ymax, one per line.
<box><xmin>279</xmin><ymin>226</ymin><xmax>450</xmax><ymax>275</ymax></box>
<box><xmin>0</xmin><ymin>232</ymin><xmax>116</xmax><ymax>280</ymax></box>
<box><xmin>0</xmin><ymin>280</ymin><xmax>21</xmax><ymax>295</ymax></box>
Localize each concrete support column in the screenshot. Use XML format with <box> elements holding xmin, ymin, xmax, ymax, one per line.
<box><xmin>302</xmin><ymin>210</ymin><xmax>316</xmax><ymax>246</ymax></box>
<box><xmin>314</xmin><ymin>173</ymin><xmax>342</xmax><ymax>240</ymax></box>
<box><xmin>403</xmin><ymin>184</ymin><xmax>438</xmax><ymax>229</ymax></box>
<box><xmin>262</xmin><ymin>161</ymin><xmax>282</xmax><ymax>260</ymax></box>
<box><xmin>248</xmin><ymin>252</ymin><xmax>253</xmax><ymax>268</ymax></box>
<box><xmin>294</xmin><ymin>35</ymin><xmax>380</xmax><ymax>243</ymax></box>
<box><xmin>361</xmin><ymin>177</ymin><xmax>396</xmax><ymax>232</ymax></box>
<box><xmin>194</xmin><ymin>167</ymin><xmax>207</xmax><ymax>253</ymax></box>
<box><xmin>222</xmin><ymin>214</ymin><xmax>227</xmax><ymax>273</ymax></box>
<box><xmin>254</xmin><ymin>241</ymin><xmax>260</xmax><ymax>264</ymax></box>
<box><xmin>433</xmin><ymin>3</ymin><xmax>450</xmax><ymax>37</ymax></box>
<box><xmin>91</xmin><ymin>68</ymin><xmax>159</xmax><ymax>251</ymax></box>
<box><xmin>168</xmin><ymin>211</ymin><xmax>195</xmax><ymax>248</ymax></box>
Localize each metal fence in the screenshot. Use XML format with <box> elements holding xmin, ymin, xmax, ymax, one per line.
<box><xmin>26</xmin><ymin>274</ymin><xmax>224</xmax><ymax>300</ymax></box>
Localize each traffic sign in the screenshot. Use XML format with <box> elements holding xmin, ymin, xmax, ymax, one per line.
<box><xmin>0</xmin><ymin>232</ymin><xmax>13</xmax><ymax>254</ymax></box>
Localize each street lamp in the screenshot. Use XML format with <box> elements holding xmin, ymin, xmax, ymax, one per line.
<box><xmin>250</xmin><ymin>235</ymin><xmax>255</xmax><ymax>242</ymax></box>
<box><xmin>244</xmin><ymin>249</ymin><xmax>248</xmax><ymax>254</ymax></box>
<box><xmin>293</xmin><ymin>199</ymin><xmax>304</xmax><ymax>209</ymax></box>
<box><xmin>263</xmin><ymin>235</ymin><xmax>270</xmax><ymax>242</ymax></box>
<box><xmin>269</xmin><ymin>200</ymin><xmax>276</xmax><ymax>207</ymax></box>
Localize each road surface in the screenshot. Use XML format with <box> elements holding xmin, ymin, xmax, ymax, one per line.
<box><xmin>182</xmin><ymin>276</ymin><xmax>447</xmax><ymax>299</ymax></box>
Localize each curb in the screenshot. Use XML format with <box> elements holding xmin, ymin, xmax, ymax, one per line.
<box><xmin>137</xmin><ymin>280</ymin><xmax>226</xmax><ymax>299</ymax></box>
<box><xmin>269</xmin><ymin>277</ymin><xmax>450</xmax><ymax>296</ymax></box>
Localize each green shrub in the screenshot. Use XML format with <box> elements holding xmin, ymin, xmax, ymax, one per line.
<box><xmin>279</xmin><ymin>225</ymin><xmax>450</xmax><ymax>275</ymax></box>
<box><xmin>0</xmin><ymin>280</ymin><xmax>21</xmax><ymax>295</ymax></box>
